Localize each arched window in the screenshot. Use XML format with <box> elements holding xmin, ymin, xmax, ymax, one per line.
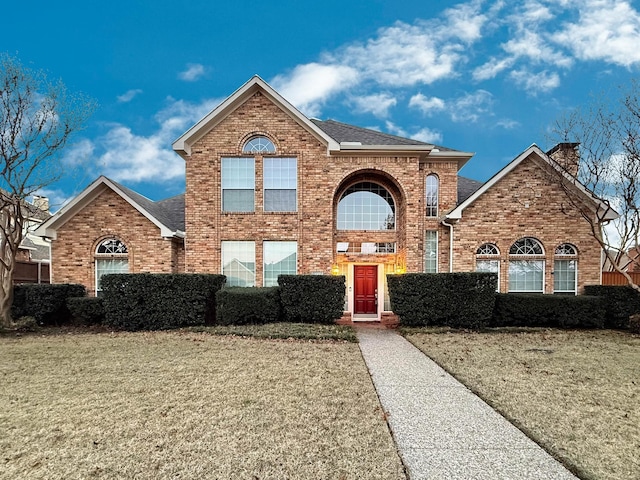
<box><xmin>426</xmin><ymin>174</ymin><xmax>439</xmax><ymax>217</ymax></box>
<box><xmin>554</xmin><ymin>243</ymin><xmax>578</xmax><ymax>295</ymax></box>
<box><xmin>243</xmin><ymin>136</ymin><xmax>276</xmax><ymax>153</ymax></box>
<box><xmin>476</xmin><ymin>243</ymin><xmax>500</xmax><ymax>290</ymax></box>
<box><xmin>95</xmin><ymin>238</ymin><xmax>129</xmax><ymax>295</ymax></box>
<box><xmin>337</xmin><ymin>182</ymin><xmax>395</xmax><ymax>230</ymax></box>
<box><xmin>508</xmin><ymin>237</ymin><xmax>544</xmax><ymax>293</ymax></box>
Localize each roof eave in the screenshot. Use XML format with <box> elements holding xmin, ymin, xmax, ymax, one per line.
<box><xmin>172</xmin><ymin>75</ymin><xmax>340</xmax><ymax>158</ymax></box>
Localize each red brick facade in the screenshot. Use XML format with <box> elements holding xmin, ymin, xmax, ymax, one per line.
<box><xmin>41</xmin><ymin>76</ymin><xmax>605</xmax><ymax>310</ymax></box>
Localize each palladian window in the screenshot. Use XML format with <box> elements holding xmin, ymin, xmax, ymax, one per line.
<box><xmin>95</xmin><ymin>238</ymin><xmax>129</xmax><ymax>294</ymax></box>
<box><xmin>337</xmin><ymin>182</ymin><xmax>395</xmax><ymax>230</ymax></box>
<box><xmin>508</xmin><ymin>237</ymin><xmax>545</xmax><ymax>293</ymax></box>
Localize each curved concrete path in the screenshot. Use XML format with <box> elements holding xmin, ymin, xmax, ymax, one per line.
<box><xmin>357</xmin><ymin>328</ymin><xmax>579</xmax><ymax>480</ymax></box>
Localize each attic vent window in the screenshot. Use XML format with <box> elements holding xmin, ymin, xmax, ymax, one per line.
<box><xmin>243</xmin><ymin>136</ymin><xmax>275</xmax><ymax>153</ymax></box>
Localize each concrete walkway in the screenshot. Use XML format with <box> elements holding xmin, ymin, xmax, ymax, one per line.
<box><xmin>357</xmin><ymin>328</ymin><xmax>579</xmax><ymax>480</ymax></box>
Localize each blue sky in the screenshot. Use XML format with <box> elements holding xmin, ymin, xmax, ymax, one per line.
<box><xmin>3</xmin><ymin>0</ymin><xmax>640</xmax><ymax>208</ymax></box>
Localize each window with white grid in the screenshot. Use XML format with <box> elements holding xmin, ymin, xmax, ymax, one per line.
<box><xmin>263</xmin><ymin>241</ymin><xmax>297</xmax><ymax>287</ymax></box>
<box><xmin>426</xmin><ymin>174</ymin><xmax>439</xmax><ymax>217</ymax></box>
<box><xmin>95</xmin><ymin>238</ymin><xmax>129</xmax><ymax>294</ymax></box>
<box><xmin>554</xmin><ymin>244</ymin><xmax>577</xmax><ymax>294</ymax></box>
<box><xmin>222</xmin><ymin>241</ymin><xmax>255</xmax><ymax>287</ymax></box>
<box><xmin>222</xmin><ymin>157</ymin><xmax>255</xmax><ymax>212</ymax></box>
<box><xmin>337</xmin><ymin>182</ymin><xmax>395</xmax><ymax>230</ymax></box>
<box><xmin>264</xmin><ymin>157</ymin><xmax>297</xmax><ymax>212</ymax></box>
<box><xmin>425</xmin><ymin>230</ymin><xmax>438</xmax><ymax>273</ymax></box>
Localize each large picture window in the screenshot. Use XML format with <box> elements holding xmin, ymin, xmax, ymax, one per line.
<box><xmin>95</xmin><ymin>238</ymin><xmax>129</xmax><ymax>294</ymax></box>
<box><xmin>508</xmin><ymin>237</ymin><xmax>545</xmax><ymax>293</ymax></box>
<box><xmin>222</xmin><ymin>241</ymin><xmax>255</xmax><ymax>287</ymax></box>
<box><xmin>337</xmin><ymin>182</ymin><xmax>395</xmax><ymax>230</ymax></box>
<box><xmin>263</xmin><ymin>241</ymin><xmax>297</xmax><ymax>287</ymax></box>
<box><xmin>222</xmin><ymin>157</ymin><xmax>255</xmax><ymax>212</ymax></box>
<box><xmin>264</xmin><ymin>158</ymin><xmax>297</xmax><ymax>212</ymax></box>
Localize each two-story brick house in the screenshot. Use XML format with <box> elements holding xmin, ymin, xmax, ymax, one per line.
<box><xmin>36</xmin><ymin>76</ymin><xmax>613</xmax><ymax>320</ymax></box>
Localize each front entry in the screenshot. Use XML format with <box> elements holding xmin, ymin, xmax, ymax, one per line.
<box><xmin>354</xmin><ymin>265</ymin><xmax>377</xmax><ymax>314</ymax></box>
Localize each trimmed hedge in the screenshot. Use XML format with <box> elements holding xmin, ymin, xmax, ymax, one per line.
<box><xmin>491</xmin><ymin>293</ymin><xmax>606</xmax><ymax>329</ymax></box>
<box><xmin>67</xmin><ymin>297</ymin><xmax>105</xmax><ymax>325</ymax></box>
<box><xmin>101</xmin><ymin>273</ymin><xmax>226</xmax><ymax>331</ymax></box>
<box><xmin>12</xmin><ymin>284</ymin><xmax>86</xmax><ymax>325</ymax></box>
<box><xmin>278</xmin><ymin>275</ymin><xmax>345</xmax><ymax>324</ymax></box>
<box><xmin>215</xmin><ymin>287</ymin><xmax>281</xmax><ymax>325</ymax></box>
<box><xmin>387</xmin><ymin>273</ymin><xmax>497</xmax><ymax>329</ymax></box>
<box><xmin>584</xmin><ymin>285</ymin><xmax>640</xmax><ymax>329</ymax></box>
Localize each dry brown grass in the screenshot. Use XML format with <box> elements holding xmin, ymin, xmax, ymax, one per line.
<box><xmin>404</xmin><ymin>328</ymin><xmax>640</xmax><ymax>480</ymax></box>
<box><xmin>0</xmin><ymin>331</ymin><xmax>405</xmax><ymax>479</ymax></box>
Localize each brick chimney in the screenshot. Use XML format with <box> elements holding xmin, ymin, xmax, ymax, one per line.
<box><xmin>547</xmin><ymin>142</ymin><xmax>580</xmax><ymax>176</ymax></box>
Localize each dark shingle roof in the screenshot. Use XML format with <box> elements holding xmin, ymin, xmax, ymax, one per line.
<box><xmin>109</xmin><ymin>179</ymin><xmax>185</xmax><ymax>233</ymax></box>
<box><xmin>311</xmin><ymin>119</ymin><xmax>458</xmax><ymax>152</ymax></box>
<box><xmin>457</xmin><ymin>176</ymin><xmax>483</xmax><ymax>204</ymax></box>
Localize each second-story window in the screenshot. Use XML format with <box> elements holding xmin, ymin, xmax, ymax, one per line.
<box><xmin>426</xmin><ymin>174</ymin><xmax>439</xmax><ymax>217</ymax></box>
<box><xmin>221</xmin><ymin>157</ymin><xmax>255</xmax><ymax>212</ymax></box>
<box><xmin>264</xmin><ymin>157</ymin><xmax>297</xmax><ymax>212</ymax></box>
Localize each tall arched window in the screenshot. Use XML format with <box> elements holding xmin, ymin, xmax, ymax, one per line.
<box><xmin>476</xmin><ymin>243</ymin><xmax>500</xmax><ymax>291</ymax></box>
<box><xmin>95</xmin><ymin>238</ymin><xmax>129</xmax><ymax>295</ymax></box>
<box><xmin>508</xmin><ymin>237</ymin><xmax>544</xmax><ymax>293</ymax></box>
<box><xmin>554</xmin><ymin>243</ymin><xmax>578</xmax><ymax>295</ymax></box>
<box><xmin>337</xmin><ymin>182</ymin><xmax>395</xmax><ymax>230</ymax></box>
<box><xmin>426</xmin><ymin>174</ymin><xmax>439</xmax><ymax>217</ymax></box>
<box><xmin>242</xmin><ymin>136</ymin><xmax>276</xmax><ymax>153</ymax></box>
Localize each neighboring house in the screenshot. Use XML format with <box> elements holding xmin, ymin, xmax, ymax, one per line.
<box><xmin>36</xmin><ymin>76</ymin><xmax>613</xmax><ymax>318</ymax></box>
<box><xmin>14</xmin><ymin>195</ymin><xmax>52</xmax><ymax>284</ymax></box>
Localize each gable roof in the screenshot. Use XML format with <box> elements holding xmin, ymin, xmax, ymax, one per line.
<box><xmin>457</xmin><ymin>176</ymin><xmax>483</xmax><ymax>204</ymax></box>
<box><xmin>35</xmin><ymin>176</ymin><xmax>185</xmax><ymax>240</ymax></box>
<box><xmin>446</xmin><ymin>144</ymin><xmax>618</xmax><ymax>221</ymax></box>
<box><xmin>172</xmin><ymin>75</ymin><xmax>474</xmax><ymax>166</ymax></box>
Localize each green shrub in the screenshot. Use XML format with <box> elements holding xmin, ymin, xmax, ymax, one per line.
<box><xmin>12</xmin><ymin>284</ymin><xmax>86</xmax><ymax>325</ymax></box>
<box><xmin>215</xmin><ymin>287</ymin><xmax>281</xmax><ymax>325</ymax></box>
<box><xmin>387</xmin><ymin>273</ymin><xmax>497</xmax><ymax>329</ymax></box>
<box><xmin>584</xmin><ymin>285</ymin><xmax>640</xmax><ymax>329</ymax></box>
<box><xmin>278</xmin><ymin>275</ymin><xmax>345</xmax><ymax>324</ymax></box>
<box><xmin>491</xmin><ymin>293</ymin><xmax>606</xmax><ymax>329</ymax></box>
<box><xmin>66</xmin><ymin>297</ymin><xmax>105</xmax><ymax>325</ymax></box>
<box><xmin>101</xmin><ymin>273</ymin><xmax>226</xmax><ymax>331</ymax></box>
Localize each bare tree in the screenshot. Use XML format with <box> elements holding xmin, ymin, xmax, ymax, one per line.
<box><xmin>549</xmin><ymin>81</ymin><xmax>640</xmax><ymax>291</ymax></box>
<box><xmin>0</xmin><ymin>54</ymin><xmax>95</xmax><ymax>327</ymax></box>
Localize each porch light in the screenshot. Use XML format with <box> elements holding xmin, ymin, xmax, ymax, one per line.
<box><xmin>395</xmin><ymin>264</ymin><xmax>406</xmax><ymax>274</ymax></box>
<box><xmin>331</xmin><ymin>264</ymin><xmax>341</xmax><ymax>275</ymax></box>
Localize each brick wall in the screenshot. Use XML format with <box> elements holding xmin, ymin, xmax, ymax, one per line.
<box><xmin>184</xmin><ymin>91</ymin><xmax>459</xmax><ymax>282</ymax></box>
<box><xmin>453</xmin><ymin>155</ymin><xmax>601</xmax><ymax>292</ymax></box>
<box><xmin>51</xmin><ymin>188</ymin><xmax>183</xmax><ymax>295</ymax></box>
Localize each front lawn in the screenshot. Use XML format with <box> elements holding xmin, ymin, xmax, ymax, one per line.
<box><xmin>403</xmin><ymin>328</ymin><xmax>640</xmax><ymax>480</ymax></box>
<box><xmin>0</xmin><ymin>330</ymin><xmax>404</xmax><ymax>479</ymax></box>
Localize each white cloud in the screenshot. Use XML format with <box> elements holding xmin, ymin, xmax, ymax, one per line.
<box><xmin>552</xmin><ymin>0</ymin><xmax>640</xmax><ymax>67</ymax></box>
<box><xmin>510</xmin><ymin>69</ymin><xmax>560</xmax><ymax>94</ymax></box>
<box><xmin>384</xmin><ymin>121</ymin><xmax>443</xmax><ymax>144</ymax></box>
<box><xmin>68</xmin><ymin>97</ymin><xmax>222</xmax><ymax>184</ymax></box>
<box><xmin>409</xmin><ymin>94</ymin><xmax>446</xmax><ymax>114</ymax></box>
<box><xmin>450</xmin><ymin>90</ymin><xmax>493</xmax><ymax>122</ymax></box>
<box><xmin>178</xmin><ymin>63</ymin><xmax>207</xmax><ymax>82</ymax></box>
<box><xmin>472</xmin><ymin>57</ymin><xmax>514</xmax><ymax>81</ymax></box>
<box><xmin>117</xmin><ymin>89</ymin><xmax>143</xmax><ymax>103</ymax></box>
<box><xmin>271</xmin><ymin>63</ymin><xmax>359</xmax><ymax>117</ymax></box>
<box><xmin>496</xmin><ymin>118</ymin><xmax>521</xmax><ymax>129</ymax></box>
<box><xmin>503</xmin><ymin>30</ymin><xmax>573</xmax><ymax>68</ymax></box>
<box><xmin>350</xmin><ymin>93</ymin><xmax>397</xmax><ymax>118</ymax></box>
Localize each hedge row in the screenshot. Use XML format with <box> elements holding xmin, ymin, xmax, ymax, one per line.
<box><xmin>12</xmin><ymin>283</ymin><xmax>86</xmax><ymax>325</ymax></box>
<box><xmin>583</xmin><ymin>285</ymin><xmax>640</xmax><ymax>329</ymax></box>
<box><xmin>101</xmin><ymin>273</ymin><xmax>226</xmax><ymax>331</ymax></box>
<box><xmin>387</xmin><ymin>273</ymin><xmax>498</xmax><ymax>329</ymax></box>
<box><xmin>491</xmin><ymin>293</ymin><xmax>606</xmax><ymax>329</ymax></box>
<box><xmin>215</xmin><ymin>276</ymin><xmax>345</xmax><ymax>325</ymax></box>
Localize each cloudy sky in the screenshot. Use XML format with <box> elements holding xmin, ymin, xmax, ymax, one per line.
<box><xmin>2</xmin><ymin>0</ymin><xmax>640</xmax><ymax>208</ymax></box>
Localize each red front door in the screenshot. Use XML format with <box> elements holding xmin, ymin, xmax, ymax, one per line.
<box><xmin>354</xmin><ymin>265</ymin><xmax>377</xmax><ymax>314</ymax></box>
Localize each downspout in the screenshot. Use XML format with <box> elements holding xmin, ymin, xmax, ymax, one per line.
<box><xmin>441</xmin><ymin>218</ymin><xmax>455</xmax><ymax>273</ymax></box>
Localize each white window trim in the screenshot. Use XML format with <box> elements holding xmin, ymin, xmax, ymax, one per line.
<box><xmin>263</xmin><ymin>157</ymin><xmax>298</xmax><ymax>213</ymax></box>
<box><xmin>263</xmin><ymin>241</ymin><xmax>298</xmax><ymax>287</ymax></box>
<box><xmin>553</xmin><ymin>259</ymin><xmax>578</xmax><ymax>295</ymax></box>
<box><xmin>476</xmin><ymin>259</ymin><xmax>500</xmax><ymax>292</ymax></box>
<box><xmin>425</xmin><ymin>230</ymin><xmax>438</xmax><ymax>273</ymax></box>
<box><xmin>508</xmin><ymin>259</ymin><xmax>545</xmax><ymax>293</ymax></box>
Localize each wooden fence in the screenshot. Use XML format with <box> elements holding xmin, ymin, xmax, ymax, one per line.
<box><xmin>14</xmin><ymin>261</ymin><xmax>50</xmax><ymax>284</ymax></box>
<box><xmin>601</xmin><ymin>271</ymin><xmax>640</xmax><ymax>286</ymax></box>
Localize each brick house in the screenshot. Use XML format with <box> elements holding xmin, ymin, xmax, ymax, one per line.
<box><xmin>36</xmin><ymin>76</ymin><xmax>613</xmax><ymax>318</ymax></box>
